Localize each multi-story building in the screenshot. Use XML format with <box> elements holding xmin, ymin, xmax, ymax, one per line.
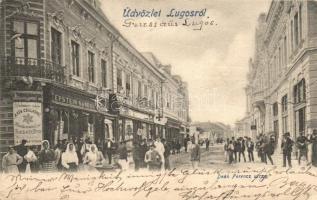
<box><xmin>0</xmin><ymin>0</ymin><xmax>190</xmax><ymax>157</ymax></box>
<box><xmin>143</xmin><ymin>53</ymin><xmax>190</xmax><ymax>143</ymax></box>
<box><xmin>245</xmin><ymin>0</ymin><xmax>317</xmax><ymax>150</ymax></box>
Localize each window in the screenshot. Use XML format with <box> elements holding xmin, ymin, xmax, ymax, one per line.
<box><xmin>299</xmin><ymin>4</ymin><xmax>302</xmax><ymax>40</ymax></box>
<box><xmin>278</xmin><ymin>47</ymin><xmax>282</xmax><ymax>74</ymax></box>
<box><xmin>125</xmin><ymin>74</ymin><xmax>131</xmax><ymax>97</ymax></box>
<box><xmin>291</xmin><ymin>20</ymin><xmax>294</xmax><ymax>51</ymax></box>
<box><xmin>144</xmin><ymin>85</ymin><xmax>148</xmax><ymax>99</ymax></box>
<box><xmin>12</xmin><ymin>21</ymin><xmax>39</xmax><ymax>63</ymax></box>
<box><xmin>151</xmin><ymin>90</ymin><xmax>154</xmax><ymax>107</ymax></box>
<box><xmin>155</xmin><ymin>91</ymin><xmax>159</xmax><ymax>109</ymax></box>
<box><xmin>137</xmin><ymin>81</ymin><xmax>142</xmax><ymax>98</ymax></box>
<box><xmin>294</xmin><ymin>79</ymin><xmax>306</xmax><ymax>104</ymax></box>
<box><xmin>298</xmin><ymin>108</ymin><xmax>306</xmax><ymax>135</ymax></box>
<box><xmin>117</xmin><ymin>69</ymin><xmax>122</xmax><ymax>92</ymax></box>
<box><xmin>71</xmin><ymin>41</ymin><xmax>80</xmax><ymax>76</ymax></box>
<box><xmin>51</xmin><ymin>28</ymin><xmax>62</xmax><ymax>64</ymax></box>
<box><xmin>88</xmin><ymin>51</ymin><xmax>95</xmax><ymax>82</ymax></box>
<box><xmin>294</xmin><ymin>12</ymin><xmax>299</xmax><ymax>47</ymax></box>
<box><xmin>281</xmin><ymin>95</ymin><xmax>288</xmax><ymax>113</ymax></box>
<box><xmin>273</xmin><ymin>102</ymin><xmax>278</xmax><ymax>116</ymax></box>
<box><xmin>282</xmin><ymin>116</ymin><xmax>288</xmax><ymax>134</ymax></box>
<box><xmin>283</xmin><ymin>36</ymin><xmax>287</xmax><ymax>65</ymax></box>
<box><xmin>101</xmin><ymin>59</ymin><xmax>107</xmax><ymax>87</ymax></box>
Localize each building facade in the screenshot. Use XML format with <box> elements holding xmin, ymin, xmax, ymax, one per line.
<box><xmin>245</xmin><ymin>0</ymin><xmax>317</xmax><ymax>150</ymax></box>
<box><xmin>0</xmin><ymin>0</ymin><xmax>190</xmax><ymax>157</ymax></box>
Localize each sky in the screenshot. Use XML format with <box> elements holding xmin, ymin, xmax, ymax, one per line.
<box><xmin>101</xmin><ymin>0</ymin><xmax>271</xmax><ymax>126</ymax></box>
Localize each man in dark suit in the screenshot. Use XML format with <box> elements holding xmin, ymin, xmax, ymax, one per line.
<box><xmin>232</xmin><ymin>137</ymin><xmax>238</xmax><ymax>162</ymax></box>
<box><xmin>281</xmin><ymin>132</ymin><xmax>293</xmax><ymax>167</ymax></box>
<box><xmin>16</xmin><ymin>139</ymin><xmax>28</xmax><ymax>173</ymax></box>
<box><xmin>104</xmin><ymin>138</ymin><xmax>114</xmax><ymax>164</ymax></box>
<box><xmin>296</xmin><ymin>132</ymin><xmax>308</xmax><ymax>165</ymax></box>
<box><xmin>246</xmin><ymin>137</ymin><xmax>254</xmax><ymax>162</ymax></box>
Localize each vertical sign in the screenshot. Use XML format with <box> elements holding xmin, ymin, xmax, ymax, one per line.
<box><xmin>13</xmin><ymin>102</ymin><xmax>43</xmax><ymax>145</ymax></box>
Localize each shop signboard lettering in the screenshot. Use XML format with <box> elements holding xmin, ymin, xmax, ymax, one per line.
<box><xmin>13</xmin><ymin>102</ymin><xmax>43</xmax><ymax>145</ymax></box>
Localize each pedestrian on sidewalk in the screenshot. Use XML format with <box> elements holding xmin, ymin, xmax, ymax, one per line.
<box><xmin>104</xmin><ymin>138</ymin><xmax>114</xmax><ymax>164</ymax></box>
<box><xmin>132</xmin><ymin>142</ymin><xmax>141</xmax><ymax>171</ymax></box>
<box><xmin>238</xmin><ymin>137</ymin><xmax>246</xmax><ymax>162</ymax></box>
<box><xmin>246</xmin><ymin>137</ymin><xmax>254</xmax><ymax>162</ymax></box>
<box><xmin>144</xmin><ymin>144</ymin><xmax>162</xmax><ymax>171</ymax></box>
<box><xmin>139</xmin><ymin>139</ymin><xmax>148</xmax><ymax>168</ymax></box>
<box><xmin>224</xmin><ymin>138</ymin><xmax>229</xmax><ymax>162</ymax></box>
<box><xmin>190</xmin><ymin>140</ymin><xmax>201</xmax><ymax>169</ymax></box>
<box><xmin>281</xmin><ymin>132</ymin><xmax>294</xmax><ymax>168</ymax></box>
<box><xmin>15</xmin><ymin>139</ymin><xmax>28</xmax><ymax>173</ymax></box>
<box><xmin>154</xmin><ymin>137</ymin><xmax>165</xmax><ymax>170</ymax></box>
<box><xmin>117</xmin><ymin>141</ymin><xmax>129</xmax><ymax>171</ymax></box>
<box><xmin>2</xmin><ymin>146</ymin><xmax>23</xmax><ymax>173</ymax></box>
<box><xmin>184</xmin><ymin>134</ymin><xmax>190</xmax><ymax>153</ymax></box>
<box><xmin>310</xmin><ymin>130</ymin><xmax>317</xmax><ymax>167</ymax></box>
<box><xmin>205</xmin><ymin>138</ymin><xmax>210</xmax><ymax>151</ymax></box>
<box><xmin>232</xmin><ymin>137</ymin><xmax>238</xmax><ymax>163</ymax></box>
<box><xmin>162</xmin><ymin>139</ymin><xmax>171</xmax><ymax>170</ymax></box>
<box><xmin>264</xmin><ymin>136</ymin><xmax>274</xmax><ymax>165</ymax></box>
<box><xmin>228</xmin><ymin>140</ymin><xmax>235</xmax><ymax>164</ymax></box>
<box><xmin>38</xmin><ymin>140</ymin><xmax>57</xmax><ymax>172</ymax></box>
<box><xmin>61</xmin><ymin>143</ymin><xmax>79</xmax><ymax>172</ymax></box>
<box><xmin>296</xmin><ymin>132</ymin><xmax>308</xmax><ymax>166</ymax></box>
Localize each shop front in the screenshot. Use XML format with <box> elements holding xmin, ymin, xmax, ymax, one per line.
<box><xmin>43</xmin><ymin>84</ymin><xmax>116</xmax><ymax>148</ymax></box>
<box><xmin>118</xmin><ymin>106</ymin><xmax>155</xmax><ymax>147</ymax></box>
<box><xmin>166</xmin><ymin>117</ymin><xmax>182</xmax><ymax>143</ymax></box>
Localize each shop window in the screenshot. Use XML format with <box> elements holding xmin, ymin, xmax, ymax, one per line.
<box><xmin>88</xmin><ymin>51</ymin><xmax>95</xmax><ymax>82</ymax></box>
<box><xmin>101</xmin><ymin>59</ymin><xmax>107</xmax><ymax>87</ymax></box>
<box><xmin>71</xmin><ymin>41</ymin><xmax>80</xmax><ymax>76</ymax></box>
<box><xmin>12</xmin><ymin>20</ymin><xmax>39</xmax><ymax>64</ymax></box>
<box><xmin>51</xmin><ymin>28</ymin><xmax>62</xmax><ymax>64</ymax></box>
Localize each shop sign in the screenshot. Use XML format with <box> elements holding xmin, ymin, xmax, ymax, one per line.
<box><xmin>53</xmin><ymin>94</ymin><xmax>96</xmax><ymax>110</ymax></box>
<box><xmin>120</xmin><ymin>108</ymin><xmax>152</xmax><ymax>121</ymax></box>
<box><xmin>13</xmin><ymin>102</ymin><xmax>43</xmax><ymax>145</ymax></box>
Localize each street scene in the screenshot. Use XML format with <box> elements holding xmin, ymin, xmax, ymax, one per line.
<box><xmin>1</xmin><ymin>0</ymin><xmax>317</xmax><ymax>176</ymax></box>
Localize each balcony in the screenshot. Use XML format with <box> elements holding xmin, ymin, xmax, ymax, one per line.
<box><xmin>0</xmin><ymin>56</ymin><xmax>66</xmax><ymax>84</ymax></box>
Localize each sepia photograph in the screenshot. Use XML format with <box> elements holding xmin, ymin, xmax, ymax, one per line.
<box><xmin>1</xmin><ymin>0</ymin><xmax>317</xmax><ymax>199</ymax></box>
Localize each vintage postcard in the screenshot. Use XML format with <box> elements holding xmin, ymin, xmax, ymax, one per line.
<box><xmin>1</xmin><ymin>0</ymin><xmax>317</xmax><ymax>199</ymax></box>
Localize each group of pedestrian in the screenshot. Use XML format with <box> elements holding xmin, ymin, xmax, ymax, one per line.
<box><xmin>1</xmin><ymin>137</ymin><xmax>113</xmax><ymax>173</ymax></box>
<box><xmin>132</xmin><ymin>138</ymin><xmax>170</xmax><ymax>171</ymax></box>
<box><xmin>224</xmin><ymin>137</ymin><xmax>254</xmax><ymax>164</ymax></box>
<box><xmin>223</xmin><ymin>129</ymin><xmax>317</xmax><ymax>168</ymax></box>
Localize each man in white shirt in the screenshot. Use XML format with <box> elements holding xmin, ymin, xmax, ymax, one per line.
<box><xmin>154</xmin><ymin>137</ymin><xmax>165</xmax><ymax>170</ymax></box>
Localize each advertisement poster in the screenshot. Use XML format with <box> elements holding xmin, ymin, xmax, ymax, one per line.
<box><xmin>13</xmin><ymin>102</ymin><xmax>43</xmax><ymax>145</ymax></box>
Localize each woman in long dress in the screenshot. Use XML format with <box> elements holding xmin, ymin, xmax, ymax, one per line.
<box><xmin>2</xmin><ymin>146</ymin><xmax>23</xmax><ymax>173</ymax></box>
<box><xmin>38</xmin><ymin>140</ymin><xmax>56</xmax><ymax>172</ymax></box>
<box><xmin>61</xmin><ymin>143</ymin><xmax>79</xmax><ymax>172</ymax></box>
<box><xmin>83</xmin><ymin>144</ymin><xmax>105</xmax><ymax>171</ymax></box>
<box><xmin>24</xmin><ymin>146</ymin><xmax>38</xmax><ymax>173</ymax></box>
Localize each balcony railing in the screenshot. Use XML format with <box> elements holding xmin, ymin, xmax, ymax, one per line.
<box><xmin>1</xmin><ymin>56</ymin><xmax>66</xmax><ymax>84</ymax></box>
